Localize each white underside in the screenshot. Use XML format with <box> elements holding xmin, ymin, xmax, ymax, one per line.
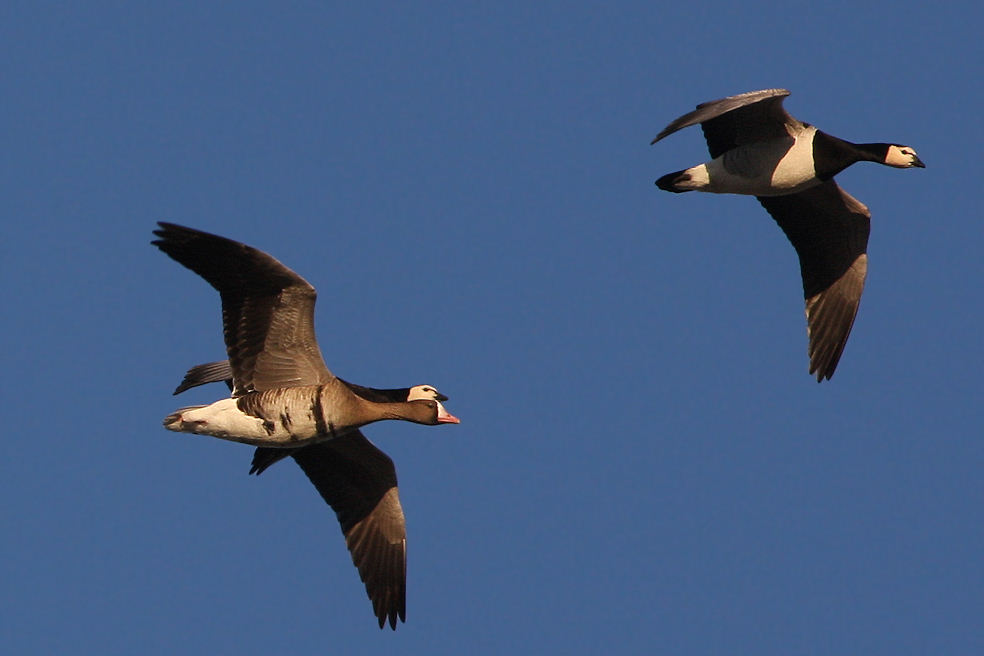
<box><xmin>680</xmin><ymin>127</ymin><xmax>822</xmax><ymax>196</ymax></box>
<box><xmin>163</xmin><ymin>397</ymin><xmax>326</xmax><ymax>447</ymax></box>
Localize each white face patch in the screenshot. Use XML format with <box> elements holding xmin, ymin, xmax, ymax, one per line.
<box><xmin>885</xmin><ymin>145</ymin><xmax>922</xmax><ymax>168</ymax></box>
<box><xmin>408</xmin><ymin>384</ymin><xmax>441</xmax><ymax>401</ymax></box>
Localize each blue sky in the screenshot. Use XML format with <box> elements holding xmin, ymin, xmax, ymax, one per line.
<box><xmin>2</xmin><ymin>2</ymin><xmax>982</xmax><ymax>654</ymax></box>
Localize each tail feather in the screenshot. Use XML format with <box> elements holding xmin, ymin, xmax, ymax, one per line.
<box><xmin>162</xmin><ymin>405</ymin><xmax>206</xmax><ymax>431</ymax></box>
<box><xmin>656</xmin><ymin>170</ymin><xmax>692</xmax><ymax>193</ymax></box>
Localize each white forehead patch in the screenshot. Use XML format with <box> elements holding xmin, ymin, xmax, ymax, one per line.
<box><xmin>408</xmin><ymin>384</ymin><xmax>441</xmax><ymax>401</ymax></box>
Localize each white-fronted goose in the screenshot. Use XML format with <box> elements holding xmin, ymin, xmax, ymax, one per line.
<box><xmin>153</xmin><ymin>223</ymin><xmax>459</xmax><ymax>629</ymax></box>
<box><xmin>175</xmin><ymin>358</ymin><xmax>446</xmax><ymax>478</ymax></box>
<box><xmin>652</xmin><ymin>88</ymin><xmax>924</xmax><ymax>380</ymax></box>
<box><xmin>176</xmin><ymin>360</ymin><xmax>448</xmax><ymax>630</ymax></box>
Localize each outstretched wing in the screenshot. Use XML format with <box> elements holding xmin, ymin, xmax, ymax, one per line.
<box><xmin>652</xmin><ymin>89</ymin><xmax>801</xmax><ymax>158</ymax></box>
<box><xmin>153</xmin><ymin>223</ymin><xmax>333</xmax><ymax>394</ymax></box>
<box><xmin>168</xmin><ymin>357</ymin><xmax>408</xmax><ymax>628</ymax></box>
<box><xmin>291</xmin><ymin>435</ymin><xmax>407</xmax><ymax>630</ymax></box>
<box><xmin>757</xmin><ymin>181</ymin><xmax>870</xmax><ymax>381</ymax></box>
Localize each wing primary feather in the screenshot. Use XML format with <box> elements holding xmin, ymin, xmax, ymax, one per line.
<box><xmin>651</xmin><ymin>88</ymin><xmax>791</xmax><ymax>145</ymax></box>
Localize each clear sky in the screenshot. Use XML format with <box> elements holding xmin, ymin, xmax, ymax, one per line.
<box><xmin>2</xmin><ymin>2</ymin><xmax>981</xmax><ymax>654</ymax></box>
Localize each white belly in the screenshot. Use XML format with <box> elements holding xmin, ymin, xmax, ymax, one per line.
<box><xmin>162</xmin><ymin>397</ymin><xmax>325</xmax><ymax>447</ymax></box>
<box><xmin>685</xmin><ymin>128</ymin><xmax>822</xmax><ymax>196</ymax></box>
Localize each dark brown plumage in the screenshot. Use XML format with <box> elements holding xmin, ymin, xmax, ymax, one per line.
<box><xmin>153</xmin><ymin>222</ymin><xmax>332</xmax><ymax>394</ymax></box>
<box><xmin>154</xmin><ymin>223</ymin><xmax>458</xmax><ymax>629</ymax></box>
<box><xmin>758</xmin><ymin>181</ymin><xmax>870</xmax><ymax>379</ymax></box>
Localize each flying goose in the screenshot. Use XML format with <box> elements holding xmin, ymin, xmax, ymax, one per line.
<box><xmin>652</xmin><ymin>88</ymin><xmax>924</xmax><ymax>380</ymax></box>
<box><xmin>176</xmin><ymin>360</ymin><xmax>448</xmax><ymax>630</ymax></box>
<box><xmin>152</xmin><ymin>223</ymin><xmax>460</xmax><ymax>629</ymax></box>
<box><xmin>174</xmin><ymin>358</ymin><xmax>446</xmax><ymax>477</ymax></box>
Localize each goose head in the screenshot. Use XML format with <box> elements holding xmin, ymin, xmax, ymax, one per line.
<box><xmin>884</xmin><ymin>145</ymin><xmax>925</xmax><ymax>168</ymax></box>
<box><xmin>407</xmin><ymin>384</ymin><xmax>449</xmax><ymax>402</ymax></box>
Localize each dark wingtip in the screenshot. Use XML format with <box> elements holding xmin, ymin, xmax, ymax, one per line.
<box><xmin>152</xmin><ymin>222</ymin><xmax>214</xmax><ymax>248</ymax></box>
<box><xmin>151</xmin><ymin>222</ymin><xmax>182</xmax><ymax>250</ymax></box>
<box><xmin>810</xmin><ymin>355</ymin><xmax>840</xmax><ymax>382</ymax></box>
<box><xmin>172</xmin><ymin>361</ymin><xmax>235</xmax><ymax>396</ymax></box>
<box><xmin>172</xmin><ymin>377</ymin><xmax>197</xmax><ymax>396</ymax></box>
<box><xmin>650</xmin><ymin>130</ymin><xmax>673</xmax><ymax>145</ymax></box>
<box><xmin>379</xmin><ymin>607</ymin><xmax>404</xmax><ymax>630</ymax></box>
<box><xmin>248</xmin><ymin>447</ymin><xmax>289</xmax><ymax>476</ymax></box>
<box><xmin>152</xmin><ymin>221</ymin><xmax>178</xmax><ymax>240</ymax></box>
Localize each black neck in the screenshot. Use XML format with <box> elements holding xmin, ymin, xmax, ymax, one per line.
<box><xmin>852</xmin><ymin>141</ymin><xmax>892</xmax><ymax>162</ymax></box>
<box><xmin>813</xmin><ymin>131</ymin><xmax>889</xmax><ymax>180</ymax></box>
<box><xmin>339</xmin><ymin>378</ymin><xmax>410</xmax><ymax>403</ymax></box>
